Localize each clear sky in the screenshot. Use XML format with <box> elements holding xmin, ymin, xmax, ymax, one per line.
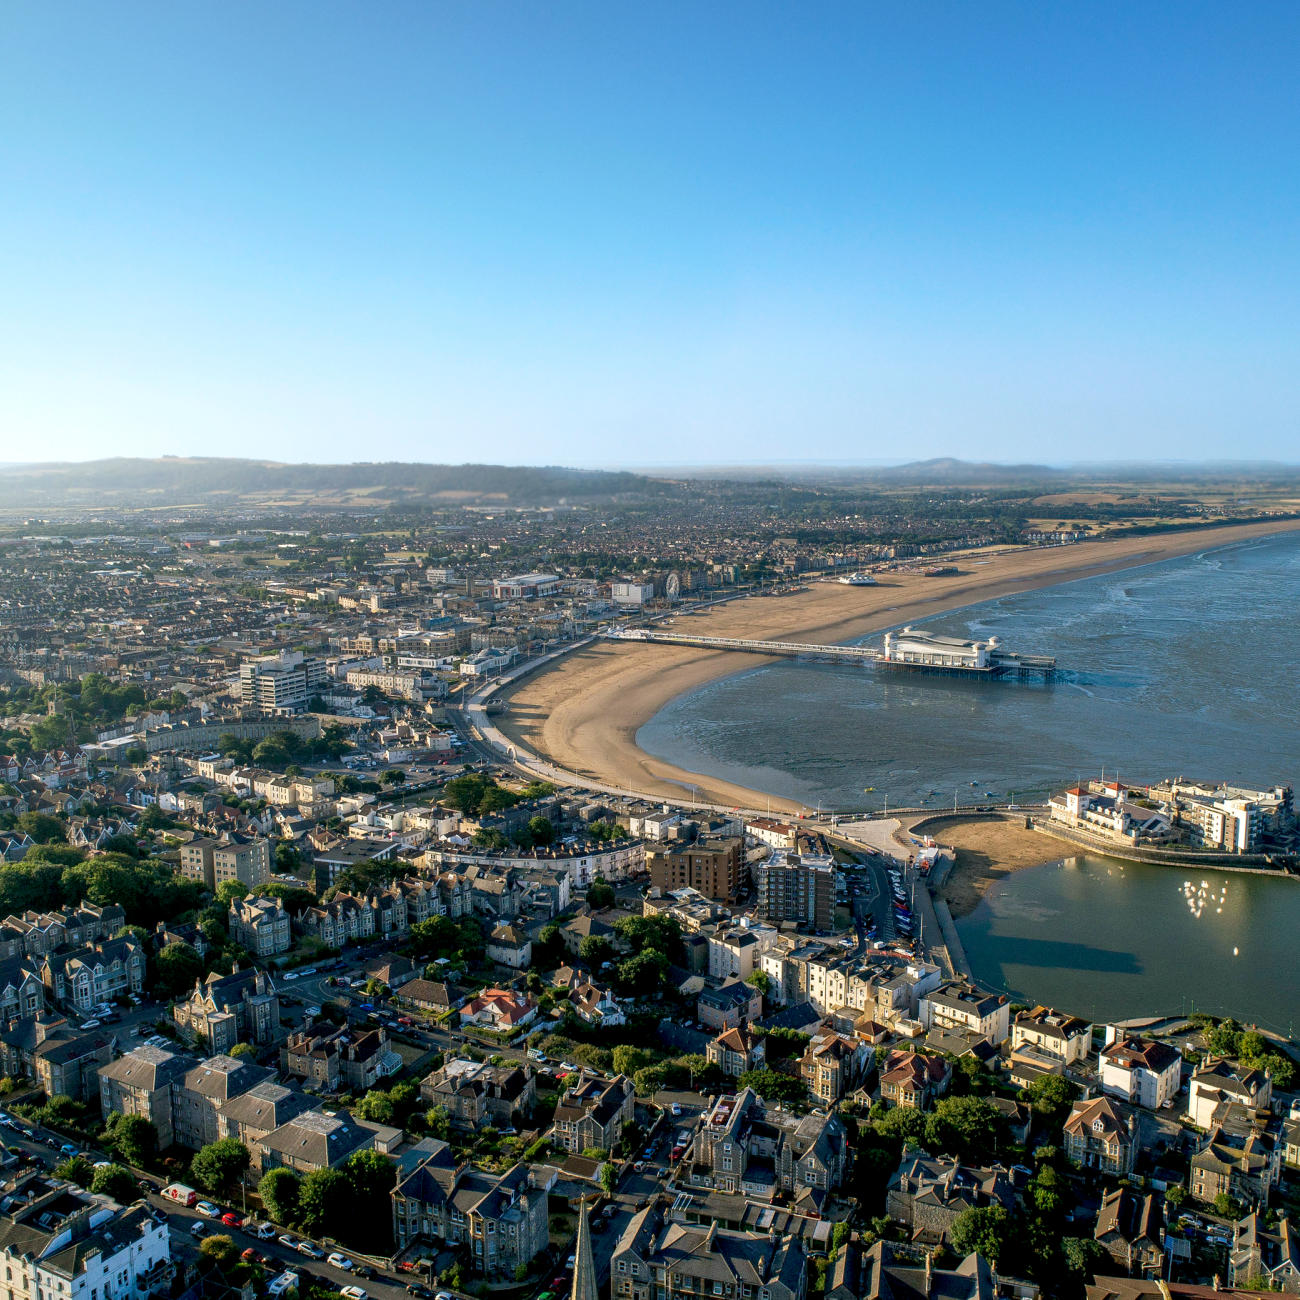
<box><xmin>3</xmin><ymin>3</ymin><xmax>1299</xmax><ymax>467</ymax></box>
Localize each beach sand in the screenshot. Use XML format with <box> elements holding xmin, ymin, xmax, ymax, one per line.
<box><xmin>495</xmin><ymin>520</ymin><xmax>1300</xmax><ymax>813</ymax></box>
<box><xmin>906</xmin><ymin>815</ymin><xmax>1068</xmax><ymax>919</ymax></box>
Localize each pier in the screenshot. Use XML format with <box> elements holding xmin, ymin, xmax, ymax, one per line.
<box><xmin>605</xmin><ymin>628</ymin><xmax>880</xmax><ymax>664</ymax></box>
<box><xmin>605</xmin><ymin>626</ymin><xmax>1057</xmax><ymax>678</ymax></box>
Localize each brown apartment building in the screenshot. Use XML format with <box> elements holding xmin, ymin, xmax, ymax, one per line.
<box><xmin>647</xmin><ymin>837</ymin><xmax>744</xmax><ymax>903</ymax></box>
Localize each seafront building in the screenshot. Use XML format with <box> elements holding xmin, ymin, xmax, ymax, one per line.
<box><xmin>754</xmin><ymin>850</ymin><xmax>836</xmax><ymax>931</ymax></box>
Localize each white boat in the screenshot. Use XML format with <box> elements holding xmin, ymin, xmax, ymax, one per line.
<box><xmin>837</xmin><ymin>571</ymin><xmax>877</xmax><ymax>586</ymax></box>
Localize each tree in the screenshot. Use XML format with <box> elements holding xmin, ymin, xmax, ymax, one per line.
<box><xmin>612</xmin><ymin>1045</ymin><xmax>656</xmax><ymax>1078</ymax></box>
<box><xmin>528</xmin><ymin>816</ymin><xmax>555</xmax><ymax>847</ymax></box>
<box><xmin>297</xmin><ymin>1168</ymin><xmax>349</xmax><ymax>1237</ymax></box>
<box><xmin>579</xmin><ymin>935</ymin><xmax>615</xmax><ymax>970</ymax></box>
<box><xmin>266</xmin><ymin>882</ymin><xmax>315</xmax><ymax>915</ymax></box>
<box><xmin>600</xmin><ymin>1162</ymin><xmax>618</xmax><ymax>1195</ymax></box>
<box><xmin>379</xmin><ymin>769</ymin><xmax>406</xmax><ymax>787</ymax></box>
<box><xmin>736</xmin><ymin>1068</ymin><xmax>805</xmax><ymax>1102</ymax></box>
<box><xmin>103</xmin><ymin>1113</ymin><xmax>157</xmax><ymax>1168</ymax></box>
<box><xmin>950</xmin><ymin>1206</ymin><xmax>1010</xmax><ymax>1263</ymax></box>
<box><xmin>746</xmin><ymin>971</ymin><xmax>771</xmax><ymax>996</ymax></box>
<box><xmin>90</xmin><ymin>1164</ymin><xmax>138</xmax><ymax>1202</ymax></box>
<box><xmin>345</xmin><ymin>1148</ymin><xmax>398</xmax><ymax>1250</ymax></box>
<box><xmin>190</xmin><ymin>1138</ymin><xmax>251</xmax><ymax>1198</ymax></box>
<box><xmin>55</xmin><ymin>1155</ymin><xmax>93</xmax><ymax>1187</ymax></box>
<box><xmin>156</xmin><ymin>941</ymin><xmax>204</xmax><ymax>997</ymax></box>
<box><xmin>586</xmin><ymin>877</ymin><xmax>614</xmax><ymax>910</ymax></box>
<box><xmin>873</xmin><ymin>1105</ymin><xmax>929</xmax><ymax>1145</ymax></box>
<box><xmin>259</xmin><ymin>1168</ymin><xmax>302</xmax><ymax>1225</ymax></box>
<box><xmin>215</xmin><ymin>880</ymin><xmax>249</xmax><ymax>907</ymax></box>
<box><xmin>1061</xmin><ymin>1237</ymin><xmax>1106</xmax><ymax>1278</ymax></box>
<box><xmin>1214</xmin><ymin>1192</ymin><xmax>1237</xmax><ymax>1219</ymax></box>
<box><xmin>924</xmin><ymin>1096</ymin><xmax>1005</xmax><ymax>1164</ymax></box>
<box><xmin>615</xmin><ymin>948</ymin><xmax>669</xmax><ymax>996</ymax></box>
<box><xmin>425</xmin><ymin>1106</ymin><xmax>451</xmax><ymax>1140</ymax></box>
<box><xmin>199</xmin><ymin>1235</ymin><xmax>238</xmax><ymax>1267</ymax></box>
<box><xmin>1027</xmin><ymin>1071</ymin><xmax>1078</xmax><ymax>1124</ymax></box>
<box><xmin>613</xmin><ymin>913</ymin><xmax>681</xmax><ymax>959</ymax></box>
<box><xmin>16</xmin><ymin>812</ymin><xmax>66</xmax><ymax>845</ymax></box>
<box><xmin>1166</xmin><ymin>1184</ymin><xmax>1187</xmax><ymax>1208</ymax></box>
<box><xmin>228</xmin><ymin>1042</ymin><xmax>256</xmax><ymax>1058</ymax></box>
<box><xmin>356</xmin><ymin>1091</ymin><xmax>395</xmax><ymax>1124</ymax></box>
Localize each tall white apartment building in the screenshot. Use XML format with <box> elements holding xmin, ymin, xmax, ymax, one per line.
<box><xmin>239</xmin><ymin>650</ymin><xmax>327</xmax><ymax>715</ymax></box>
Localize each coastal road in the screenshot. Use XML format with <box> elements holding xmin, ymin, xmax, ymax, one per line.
<box><xmin>154</xmin><ymin>1192</ymin><xmax>474</xmax><ymax>1300</ymax></box>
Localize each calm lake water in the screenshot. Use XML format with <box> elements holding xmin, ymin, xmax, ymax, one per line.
<box><xmin>637</xmin><ymin>530</ymin><xmax>1300</xmax><ymax>1030</ymax></box>
<box><xmin>956</xmin><ymin>856</ymin><xmax>1300</xmax><ymax>1036</ymax></box>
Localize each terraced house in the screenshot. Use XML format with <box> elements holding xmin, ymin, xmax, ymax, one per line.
<box><xmin>391</xmin><ymin>1149</ymin><xmax>548</xmax><ymax>1277</ymax></box>
<box><xmin>0</xmin><ymin>957</ymin><xmax>47</xmax><ymax>1021</ymax></box>
<box><xmin>41</xmin><ymin>936</ymin><xmax>145</xmax><ymax>1012</ymax></box>
<box><xmin>689</xmin><ymin>1088</ymin><xmax>849</xmax><ymax>1207</ymax></box>
<box><xmin>228</xmin><ymin>894</ymin><xmax>291</xmax><ymax>957</ymax></box>
<box><xmin>420</xmin><ymin>1058</ymin><xmax>537</xmax><ymax>1130</ymax></box>
<box><xmin>97</xmin><ymin>1043</ymin><xmax>199</xmax><ymax>1150</ymax></box>
<box><xmin>551</xmin><ymin>1073</ymin><xmax>636</xmax><ymax>1155</ymax></box>
<box><xmin>0</xmin><ymin>1173</ymin><xmax>171</xmax><ymax>1300</ymax></box>
<box><xmin>1063</xmin><ymin>1096</ymin><xmax>1138</xmax><ymax>1177</ymax></box>
<box><xmin>173</xmin><ymin>962</ymin><xmax>280</xmax><ymax>1053</ymax></box>
<box><xmin>612</xmin><ymin>1213</ymin><xmax>807</xmax><ymax>1300</ymax></box>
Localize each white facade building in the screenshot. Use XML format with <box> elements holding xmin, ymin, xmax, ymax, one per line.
<box><xmin>611</xmin><ymin>582</ymin><xmax>655</xmax><ymax>606</ymax></box>
<box><xmin>1099</xmin><ymin>1029</ymin><xmax>1183</xmax><ymax>1109</ymax></box>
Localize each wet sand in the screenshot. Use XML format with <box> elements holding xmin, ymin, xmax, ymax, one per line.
<box><xmin>494</xmin><ymin>520</ymin><xmax>1300</xmax><ymax>812</ymax></box>
<box><xmin>908</xmin><ymin>815</ymin><xmax>1069</xmax><ymax>919</ymax></box>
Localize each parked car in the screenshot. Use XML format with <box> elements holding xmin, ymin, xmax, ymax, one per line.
<box><xmin>278</xmin><ymin>1235</ymin><xmax>298</xmax><ymax>1249</ymax></box>
<box><xmin>298</xmin><ymin>1242</ymin><xmax>325</xmax><ymax>1260</ymax></box>
<box><xmin>255</xmin><ymin>1222</ymin><xmax>277</xmax><ymax>1239</ymax></box>
<box><xmin>196</xmin><ymin>1201</ymin><xmax>220</xmax><ymax>1218</ymax></box>
<box><xmin>190</xmin><ymin>1221</ymin><xmax>208</xmax><ymax>1238</ymax></box>
<box><xmin>327</xmin><ymin>1254</ymin><xmax>353</xmax><ymax>1271</ymax></box>
<box><xmin>221</xmin><ymin>1211</ymin><xmax>242</xmax><ymax>1227</ymax></box>
<box><xmin>339</xmin><ymin>1288</ymin><xmax>366</xmax><ymax>1300</ymax></box>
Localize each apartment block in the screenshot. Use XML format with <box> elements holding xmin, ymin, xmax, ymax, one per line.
<box><xmin>647</xmin><ymin>838</ymin><xmax>744</xmax><ymax>903</ymax></box>
<box><xmin>754</xmin><ymin>850</ymin><xmax>835</xmax><ymax>931</ymax></box>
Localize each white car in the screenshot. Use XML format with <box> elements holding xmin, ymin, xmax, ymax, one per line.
<box><xmin>670</xmin><ymin>1104</ymin><xmax>682</xmax><ymax>1117</ymax></box>
<box><xmin>278</xmin><ymin>1235</ymin><xmax>297</xmax><ymax>1250</ymax></box>
<box><xmin>196</xmin><ymin>1201</ymin><xmax>220</xmax><ymax>1217</ymax></box>
<box><xmin>327</xmin><ymin>1254</ymin><xmax>353</xmax><ymax>1271</ymax></box>
<box><xmin>282</xmin><ymin>972</ymin><xmax>299</xmax><ymax>982</ymax></box>
<box><xmin>255</xmin><ymin>1222</ymin><xmax>277</xmax><ymax>1240</ymax></box>
<box><xmin>79</xmin><ymin>1020</ymin><xmax>100</xmax><ymax>1030</ymax></box>
<box><xmin>339</xmin><ymin>1289</ymin><xmax>366</xmax><ymax>1300</ymax></box>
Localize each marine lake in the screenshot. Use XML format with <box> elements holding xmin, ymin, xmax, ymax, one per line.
<box><xmin>638</xmin><ymin>530</ymin><xmax>1300</xmax><ymax>1031</ymax></box>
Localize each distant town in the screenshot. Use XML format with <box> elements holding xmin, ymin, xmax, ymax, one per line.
<box><xmin>0</xmin><ymin>465</ymin><xmax>1297</xmax><ymax>1300</ymax></box>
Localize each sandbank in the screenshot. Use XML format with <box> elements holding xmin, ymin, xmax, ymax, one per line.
<box><xmin>494</xmin><ymin>520</ymin><xmax>1300</xmax><ymax>814</ymax></box>
<box><xmin>902</xmin><ymin>814</ymin><xmax>1069</xmax><ymax>920</ymax></box>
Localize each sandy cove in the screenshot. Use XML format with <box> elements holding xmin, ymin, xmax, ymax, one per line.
<box><xmin>494</xmin><ymin>519</ymin><xmax>1300</xmax><ymax>814</ymax></box>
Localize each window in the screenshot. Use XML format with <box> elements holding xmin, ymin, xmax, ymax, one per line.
<box><xmin>618</xmin><ymin>1265</ymin><xmax>627</xmax><ymax>1275</ymax></box>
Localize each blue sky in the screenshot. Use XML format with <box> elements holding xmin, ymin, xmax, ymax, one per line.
<box><xmin>2</xmin><ymin>3</ymin><xmax>1299</xmax><ymax>467</ymax></box>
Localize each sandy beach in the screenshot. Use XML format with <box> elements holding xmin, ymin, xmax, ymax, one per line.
<box><xmin>904</xmin><ymin>815</ymin><xmax>1070</xmax><ymax>919</ymax></box>
<box><xmin>495</xmin><ymin>520</ymin><xmax>1300</xmax><ymax>813</ymax></box>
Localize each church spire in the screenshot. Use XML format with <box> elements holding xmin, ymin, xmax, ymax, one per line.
<box><xmin>571</xmin><ymin>1196</ymin><xmax>598</xmax><ymax>1300</ymax></box>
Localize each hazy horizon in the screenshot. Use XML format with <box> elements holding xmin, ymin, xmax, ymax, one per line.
<box><xmin>4</xmin><ymin>4</ymin><xmax>1300</xmax><ymax>466</ymax></box>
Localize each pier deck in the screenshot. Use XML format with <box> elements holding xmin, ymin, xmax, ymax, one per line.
<box><xmin>606</xmin><ymin>628</ymin><xmax>1056</xmax><ymax>677</ymax></box>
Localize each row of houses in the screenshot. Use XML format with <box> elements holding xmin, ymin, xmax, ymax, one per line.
<box><xmin>99</xmin><ymin>1042</ymin><xmax>393</xmax><ymax>1174</ymax></box>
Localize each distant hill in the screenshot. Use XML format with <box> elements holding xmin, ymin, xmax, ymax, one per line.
<box><xmin>0</xmin><ymin>457</ymin><xmax>657</xmax><ymax>506</ymax></box>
